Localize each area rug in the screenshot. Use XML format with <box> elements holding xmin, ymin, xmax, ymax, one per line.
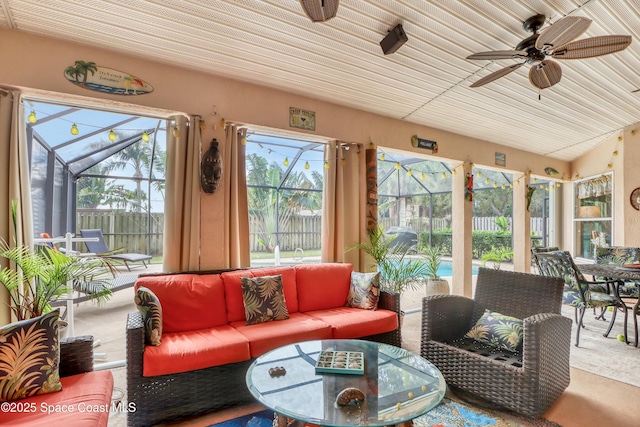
<box><xmin>209</xmin><ymin>398</ymin><xmax>561</xmax><ymax>427</ymax></box>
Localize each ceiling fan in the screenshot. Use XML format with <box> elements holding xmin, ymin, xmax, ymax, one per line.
<box><xmin>466</xmin><ymin>14</ymin><xmax>632</xmax><ymax>89</ymax></box>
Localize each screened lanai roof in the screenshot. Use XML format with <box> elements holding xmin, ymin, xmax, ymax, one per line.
<box><xmin>26</xmin><ymin>101</ymin><xmax>164</xmax><ymax>176</ymax></box>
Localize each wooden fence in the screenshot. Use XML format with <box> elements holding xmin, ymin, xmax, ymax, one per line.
<box><xmin>249</xmin><ymin>215</ymin><xmax>322</xmax><ymax>252</ymax></box>
<box><xmin>76</xmin><ymin>210</ymin><xmax>164</xmax><ymax>256</ymax></box>
<box><xmin>77</xmin><ymin>211</ymin><xmax>547</xmax><ymax>255</ymax></box>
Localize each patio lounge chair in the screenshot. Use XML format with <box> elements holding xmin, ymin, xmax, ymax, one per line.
<box><xmin>80</xmin><ymin>229</ymin><xmax>152</xmax><ymax>271</ymax></box>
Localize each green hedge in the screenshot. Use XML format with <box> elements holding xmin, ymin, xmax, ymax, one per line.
<box><xmin>419</xmin><ymin>231</ymin><xmax>543</xmax><ymax>259</ymax></box>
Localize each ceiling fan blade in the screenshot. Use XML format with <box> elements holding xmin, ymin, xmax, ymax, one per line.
<box><xmin>551</xmin><ymin>35</ymin><xmax>632</xmax><ymax>59</ymax></box>
<box><xmin>466</xmin><ymin>50</ymin><xmax>528</xmax><ymax>60</ymax></box>
<box><xmin>529</xmin><ymin>60</ymin><xmax>562</xmax><ymax>89</ymax></box>
<box><xmin>470</xmin><ymin>63</ymin><xmax>525</xmax><ymax>88</ymax></box>
<box><xmin>535</xmin><ymin>16</ymin><xmax>591</xmax><ymax>51</ymax></box>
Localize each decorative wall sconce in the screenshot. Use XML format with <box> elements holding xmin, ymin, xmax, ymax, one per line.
<box><xmin>201</xmin><ymin>138</ymin><xmax>223</xmax><ymax>194</ymax></box>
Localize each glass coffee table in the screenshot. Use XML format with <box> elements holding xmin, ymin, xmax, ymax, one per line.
<box><xmin>246</xmin><ymin>339</ymin><xmax>446</xmax><ymax>427</ymax></box>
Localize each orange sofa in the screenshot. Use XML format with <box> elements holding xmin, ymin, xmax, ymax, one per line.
<box><xmin>0</xmin><ymin>336</ymin><xmax>114</xmax><ymax>427</ymax></box>
<box><xmin>126</xmin><ymin>263</ymin><xmax>401</xmax><ymax>427</ymax></box>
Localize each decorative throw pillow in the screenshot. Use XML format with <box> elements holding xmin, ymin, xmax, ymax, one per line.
<box><xmin>241</xmin><ymin>275</ymin><xmax>289</xmax><ymax>325</ymax></box>
<box><xmin>135</xmin><ymin>286</ymin><xmax>163</xmax><ymax>346</ymax></box>
<box><xmin>465</xmin><ymin>309</ymin><xmax>523</xmax><ymax>353</ymax></box>
<box><xmin>0</xmin><ymin>309</ymin><xmax>62</xmax><ymax>402</ymax></box>
<box><xmin>346</xmin><ymin>271</ymin><xmax>381</xmax><ymax>310</ymax></box>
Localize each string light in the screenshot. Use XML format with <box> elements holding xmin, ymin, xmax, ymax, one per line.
<box><xmin>613</xmin><ymin>150</ymin><xmax>618</xmax><ymax>156</ymax></box>
<box><xmin>420</xmin><ymin>172</ymin><xmax>425</xmax><ymax>180</ymax></box>
<box><xmin>441</xmin><ymin>172</ymin><xmax>446</xmax><ymax>179</ymax></box>
<box><xmin>509</xmin><ymin>183</ymin><xmax>514</xmax><ymax>189</ymax></box>
<box><xmin>477</xmin><ymin>171</ymin><xmax>482</xmax><ymax>177</ymax></box>
<box><xmin>70</xmin><ymin>123</ymin><xmax>79</xmax><ymax>135</ymax></box>
<box><xmin>28</xmin><ymin>111</ymin><xmax>37</xmax><ymax>123</ymax></box>
<box><xmin>284</xmin><ymin>157</ymin><xmax>289</xmax><ymax>167</ymax></box>
<box><xmin>305</xmin><ymin>161</ymin><xmax>310</xmax><ymax>170</ymax></box>
<box><xmin>493</xmin><ymin>183</ymin><xmax>498</xmax><ymax>188</ymax></box>
<box><xmin>607</xmin><ymin>163</ymin><xmax>613</xmax><ymax>169</ymax></box>
<box><xmin>172</xmin><ymin>126</ymin><xmax>180</xmax><ymax>138</ymax></box>
<box><xmin>108</xmin><ymin>130</ymin><xmax>117</xmax><ymax>142</ymax></box>
<box><xmin>484</xmin><ymin>178</ymin><xmax>490</xmax><ymax>184</ymax></box>
<box><xmin>556</xmin><ymin>182</ymin><xmax>561</xmax><ymax>188</ymax></box>
<box><xmin>395</xmin><ymin>162</ymin><xmax>400</xmax><ymax>170</ymax></box>
<box><xmin>618</xmin><ymin>136</ymin><xmax>623</xmax><ymax>142</ymax></box>
<box><xmin>516</xmin><ymin>180</ymin><xmax>520</xmax><ymax>185</ymax></box>
<box><xmin>452</xmin><ymin>169</ymin><xmax>457</xmax><ymax>175</ymax></box>
<box><xmin>141</xmin><ymin>131</ymin><xmax>149</xmax><ymax>142</ymax></box>
<box><xmin>241</xmin><ymin>136</ymin><xmax>247</xmax><ymax>145</ymax></box>
<box><xmin>501</xmin><ymin>184</ymin><xmax>506</xmax><ymax>190</ymax></box>
<box><xmin>324</xmin><ymin>161</ymin><xmax>330</xmax><ymax>169</ymax></box>
<box><xmin>407</xmin><ymin>169</ymin><xmax>413</xmax><ymax>177</ymax></box>
<box><xmin>540</xmin><ymin>183</ymin><xmax>545</xmax><ymax>189</ymax></box>
<box><xmin>380</xmin><ymin>153</ymin><xmax>386</xmax><ymax>161</ymax></box>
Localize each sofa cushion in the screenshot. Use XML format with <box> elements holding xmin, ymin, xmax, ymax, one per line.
<box><xmin>0</xmin><ymin>309</ymin><xmax>62</xmax><ymax>402</ymax></box>
<box><xmin>231</xmin><ymin>313</ymin><xmax>332</xmax><ymax>358</ymax></box>
<box><xmin>223</xmin><ymin>267</ymin><xmax>298</xmax><ymax>323</ymax></box>
<box><xmin>142</xmin><ymin>326</ymin><xmax>251</xmax><ymax>376</ymax></box>
<box><xmin>0</xmin><ymin>370</ymin><xmax>113</xmax><ymax>426</ymax></box>
<box><xmin>465</xmin><ymin>309</ymin><xmax>523</xmax><ymax>353</ymax></box>
<box><xmin>134</xmin><ymin>286</ymin><xmax>162</xmax><ymax>346</ymax></box>
<box><xmin>135</xmin><ymin>274</ymin><xmax>227</xmax><ymax>333</ymax></box>
<box><xmin>306</xmin><ymin>307</ymin><xmax>398</xmax><ymax>339</ymax></box>
<box><xmin>346</xmin><ymin>271</ymin><xmax>381</xmax><ymax>310</ymax></box>
<box><xmin>241</xmin><ymin>275</ymin><xmax>289</xmax><ymax>325</ymax></box>
<box><xmin>296</xmin><ymin>263</ymin><xmax>353</xmax><ymax>312</ymax></box>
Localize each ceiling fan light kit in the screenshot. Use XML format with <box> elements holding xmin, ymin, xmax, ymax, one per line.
<box><xmin>300</xmin><ymin>0</ymin><xmax>339</xmax><ymax>23</ymax></box>
<box><xmin>466</xmin><ymin>14</ymin><xmax>632</xmax><ymax>90</ymax></box>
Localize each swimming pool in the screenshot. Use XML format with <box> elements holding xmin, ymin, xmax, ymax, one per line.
<box><xmin>436</xmin><ymin>261</ymin><xmax>479</xmax><ymax>277</ymax></box>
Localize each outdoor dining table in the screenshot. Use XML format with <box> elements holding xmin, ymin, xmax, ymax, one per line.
<box><xmin>577</xmin><ymin>263</ymin><xmax>640</xmax><ymax>347</ymax></box>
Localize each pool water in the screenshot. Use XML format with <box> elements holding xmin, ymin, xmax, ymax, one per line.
<box><xmin>436</xmin><ymin>261</ymin><xmax>479</xmax><ymax>277</ymax></box>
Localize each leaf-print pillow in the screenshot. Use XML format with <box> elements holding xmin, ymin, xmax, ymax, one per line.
<box><xmin>241</xmin><ymin>275</ymin><xmax>289</xmax><ymax>326</ymax></box>
<box><xmin>0</xmin><ymin>309</ymin><xmax>62</xmax><ymax>402</ymax></box>
<box><xmin>465</xmin><ymin>309</ymin><xmax>523</xmax><ymax>353</ymax></box>
<box><xmin>135</xmin><ymin>286</ymin><xmax>162</xmax><ymax>346</ymax></box>
<box><xmin>346</xmin><ymin>271</ymin><xmax>381</xmax><ymax>310</ymax></box>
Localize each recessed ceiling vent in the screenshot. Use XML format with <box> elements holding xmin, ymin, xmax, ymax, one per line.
<box><xmin>300</xmin><ymin>0</ymin><xmax>339</xmax><ymax>23</ymax></box>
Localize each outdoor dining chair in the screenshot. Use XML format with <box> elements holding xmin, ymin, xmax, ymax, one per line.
<box><xmin>535</xmin><ymin>250</ymin><xmax>626</xmax><ymax>346</ymax></box>
<box><xmin>80</xmin><ymin>229</ymin><xmax>152</xmax><ymax>271</ymax></box>
<box><xmin>595</xmin><ymin>246</ymin><xmax>640</xmax><ymax>298</ymax></box>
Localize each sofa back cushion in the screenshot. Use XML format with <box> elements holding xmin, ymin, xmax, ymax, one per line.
<box><xmin>135</xmin><ymin>274</ymin><xmax>227</xmax><ymax>333</ymax></box>
<box><xmin>223</xmin><ymin>266</ymin><xmax>297</xmax><ymax>323</ymax></box>
<box><xmin>296</xmin><ymin>263</ymin><xmax>353</xmax><ymax>312</ymax></box>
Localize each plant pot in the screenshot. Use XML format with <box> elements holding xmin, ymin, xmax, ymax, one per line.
<box><xmin>425</xmin><ymin>278</ymin><xmax>450</xmax><ymax>296</ymax></box>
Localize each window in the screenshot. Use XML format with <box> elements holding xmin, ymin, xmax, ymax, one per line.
<box><xmin>573</xmin><ymin>174</ymin><xmax>613</xmax><ymax>259</ymax></box>
<box><xmin>245</xmin><ymin>132</ymin><xmax>325</xmax><ymax>266</ymax></box>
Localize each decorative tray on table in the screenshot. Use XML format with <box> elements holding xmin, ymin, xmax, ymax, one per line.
<box><xmin>315</xmin><ymin>350</ymin><xmax>364</xmax><ymax>375</ymax></box>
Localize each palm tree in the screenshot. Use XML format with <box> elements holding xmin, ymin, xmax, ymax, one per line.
<box><xmin>64</xmin><ymin>60</ymin><xmax>97</xmax><ymax>85</ymax></box>
<box><xmin>106</xmin><ymin>140</ymin><xmax>151</xmax><ymax>212</ymax></box>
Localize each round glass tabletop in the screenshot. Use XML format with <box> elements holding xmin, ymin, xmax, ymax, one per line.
<box><xmin>246</xmin><ymin>339</ymin><xmax>446</xmax><ymax>427</ymax></box>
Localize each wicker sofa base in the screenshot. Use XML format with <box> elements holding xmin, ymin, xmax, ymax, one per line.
<box><xmin>127</xmin><ymin>310</ymin><xmax>401</xmax><ymax>427</ymax></box>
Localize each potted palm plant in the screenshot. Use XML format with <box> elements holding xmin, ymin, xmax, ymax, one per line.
<box><xmin>423</xmin><ymin>245</ymin><xmax>450</xmax><ymax>296</ymax></box>
<box><xmin>0</xmin><ymin>201</ymin><xmax>115</xmax><ymax>322</ymax></box>
<box><xmin>349</xmin><ymin>225</ymin><xmax>429</xmax><ymax>299</ymax></box>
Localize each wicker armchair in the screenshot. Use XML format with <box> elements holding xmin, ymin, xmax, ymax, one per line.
<box><xmin>420</xmin><ymin>268</ymin><xmax>571</xmax><ymax>417</ymax></box>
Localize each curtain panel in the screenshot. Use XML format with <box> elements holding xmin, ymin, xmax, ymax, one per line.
<box><xmin>223</xmin><ymin>125</ymin><xmax>250</xmax><ymax>268</ymax></box>
<box><xmin>163</xmin><ymin>115</ymin><xmax>201</xmax><ymax>271</ymax></box>
<box><xmin>321</xmin><ymin>141</ymin><xmax>367</xmax><ymax>270</ymax></box>
<box><xmin>576</xmin><ymin>175</ymin><xmax>612</xmax><ymax>199</ymax></box>
<box><xmin>0</xmin><ymin>89</ymin><xmax>34</xmax><ymax>324</ymax></box>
